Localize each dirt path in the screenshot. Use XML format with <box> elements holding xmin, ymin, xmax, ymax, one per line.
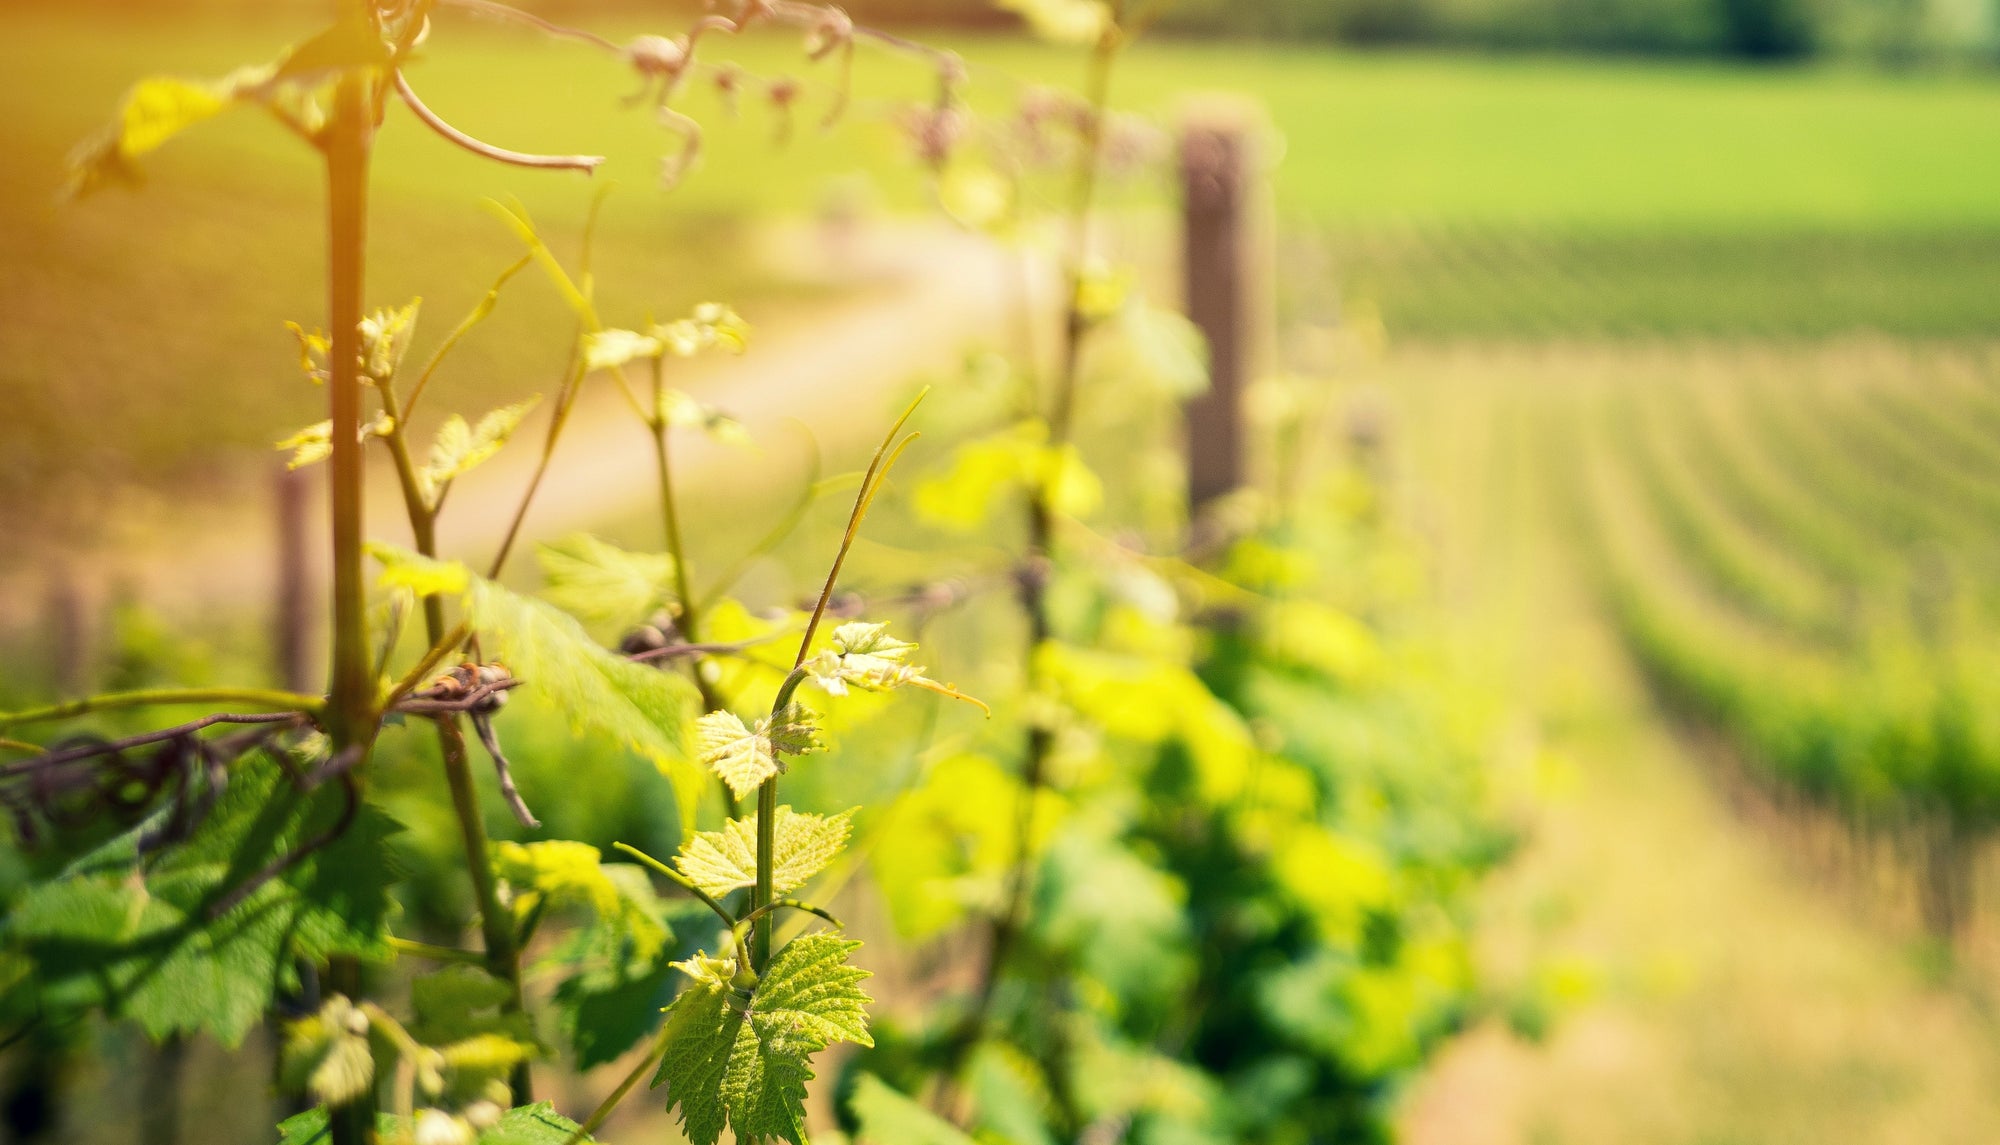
<box><xmin>0</xmin><ymin>221</ymin><xmax>1032</xmax><ymax>639</ymax></box>
<box><xmin>1389</xmin><ymin>345</ymin><xmax>2000</xmax><ymax>1145</ymax></box>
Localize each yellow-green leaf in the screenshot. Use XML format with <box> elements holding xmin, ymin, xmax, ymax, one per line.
<box><xmin>537</xmin><ymin>534</ymin><xmax>677</xmax><ymax>630</ymax></box>
<box><xmin>674</xmin><ymin>806</ymin><xmax>855</xmax><ymax>898</ymax></box>
<box><xmin>696</xmin><ymin>711</ymin><xmax>780</xmax><ymax>800</ymax></box>
<box><xmin>583</xmin><ymin>328</ymin><xmax>663</xmax><ymax>373</ymax></box>
<box><xmin>422</xmin><ymin>396</ymin><xmax>541</xmax><ymax>496</ymax></box>
<box><xmin>280</xmin><ymin>995</ymin><xmax>375</xmax><ymax>1107</ymax></box>
<box><xmin>369</xmin><ymin>543</ymin><xmax>472</xmax><ymax>598</ymax></box>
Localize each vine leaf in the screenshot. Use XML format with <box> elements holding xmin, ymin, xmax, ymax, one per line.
<box><xmin>374</xmin><ymin>544</ymin><xmax>471</xmax><ymax>597</ymax></box>
<box><xmin>494</xmin><ymin>840</ymin><xmax>670</xmax><ymax>964</ymax></box>
<box><xmin>653</xmin><ymin>934</ymin><xmax>874</xmax><ymax>1145</ymax></box>
<box><xmin>1038</xmin><ymin>642</ymin><xmax>1256</xmax><ymax>807</ymax></box>
<box><xmin>67</xmin><ymin>17</ymin><xmax>392</xmax><ymax>199</ymax></box>
<box><xmin>806</xmin><ymin>622</ymin><xmax>988</xmax><ymax>712</ymax></box>
<box><xmin>4</xmin><ymin>755</ymin><xmax>399</xmax><ymax>1046</ymax></box>
<box><xmin>275</xmin><ymin>1102</ymin><xmax>594</xmax><ymax>1145</ymax></box>
<box><xmin>279</xmin><ymin>995</ymin><xmax>374</xmax><ymax>1107</ymax></box>
<box><xmin>66</xmin><ymin>70</ymin><xmax>265</xmax><ymax>198</ymax></box>
<box><xmin>914</xmin><ymin>422</ymin><xmax>1102</xmax><ymax>532</ymax></box>
<box><xmin>583</xmin><ymin>305</ymin><xmax>751</xmax><ymax>373</ymax></box>
<box><xmin>285</xmin><ymin>321</ymin><xmax>332</xmax><ymax>382</ymax></box>
<box><xmin>848</xmin><ymin>1073</ymin><xmax>977</xmax><ymax>1145</ymax></box>
<box><xmin>410</xmin><ymin>965</ymin><xmax>537</xmax><ymax>1047</ymax></box>
<box><xmin>696</xmin><ymin>711</ymin><xmax>777</xmax><ymax>799</ymax></box>
<box><xmin>582</xmin><ymin>328</ymin><xmax>663</xmax><ymax>372</ymax></box>
<box><xmin>360</xmin><ymin>298</ymin><xmax>422</xmax><ymax>382</ymax></box>
<box><xmin>370</xmin><ymin>545</ymin><xmax>703</xmax><ymax>834</ymax></box>
<box><xmin>471</xmin><ymin>576</ymin><xmax>702</xmax><ymax>834</ymax></box>
<box><xmin>275</xmin><ymin>411</ymin><xmax>395</xmax><ymax>470</ymax></box>
<box><xmin>536</xmin><ymin>534</ymin><xmax>677</xmax><ymax>631</ymax></box>
<box><xmin>554</xmin><ymin>951</ymin><xmax>679</xmax><ymax>1071</ymax></box>
<box><xmin>657</xmin><ymin>389</ymin><xmax>752</xmax><ymax>448</ymax></box>
<box><xmin>696</xmin><ymin>704</ymin><xmax>824</xmax><ymax>800</ymax></box>
<box><xmin>674</xmin><ymin>806</ymin><xmax>856</xmax><ymax>898</ymax></box>
<box><xmin>422</xmin><ymin>396</ymin><xmax>543</xmax><ymax>498</ymax></box>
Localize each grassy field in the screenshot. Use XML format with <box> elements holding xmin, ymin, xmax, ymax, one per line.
<box><xmin>6</xmin><ymin>10</ymin><xmax>2000</xmax><ymax>538</ymax></box>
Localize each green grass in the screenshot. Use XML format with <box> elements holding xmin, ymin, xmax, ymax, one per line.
<box><xmin>5</xmin><ymin>10</ymin><xmax>2000</xmax><ymax>526</ymax></box>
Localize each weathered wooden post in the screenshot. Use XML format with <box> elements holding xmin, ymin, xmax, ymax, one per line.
<box><xmin>274</xmin><ymin>463</ymin><xmax>315</xmax><ymax>693</ymax></box>
<box><xmin>44</xmin><ymin>569</ymin><xmax>89</xmax><ymax>696</ymax></box>
<box><xmin>1180</xmin><ymin>103</ymin><xmax>1264</xmax><ymax>512</ymax></box>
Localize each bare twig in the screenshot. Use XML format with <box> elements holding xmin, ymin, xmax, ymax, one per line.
<box><xmin>388</xmin><ymin>678</ymin><xmax>523</xmax><ymax>714</ymax></box>
<box><xmin>433</xmin><ymin>0</ymin><xmax>621</xmax><ymax>53</ymax></box>
<box><xmin>0</xmin><ymin>712</ymin><xmax>307</xmax><ymax>778</ymax></box>
<box><xmin>468</xmin><ymin>710</ymin><xmax>537</xmax><ymax>828</ymax></box>
<box><xmin>625</xmin><ymin>635</ymin><xmax>785</xmax><ymax>665</ymax></box>
<box><xmin>0</xmin><ymin>688</ymin><xmax>321</xmax><ymax>730</ymax></box>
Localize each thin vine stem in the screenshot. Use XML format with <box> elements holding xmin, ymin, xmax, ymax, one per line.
<box><xmin>611</xmin><ymin>841</ymin><xmax>755</xmax><ymax>974</ymax></box>
<box><xmin>395</xmin><ymin>69</ymin><xmax>605</xmax><ymax>173</ymax></box>
<box><xmin>0</xmin><ymin>688</ymin><xmax>322</xmax><ymax>729</ymax></box>
<box><xmin>386</xmin><ymin>935</ymin><xmax>485</xmax><ymax>965</ymax></box>
<box><xmin>751</xmin><ymin>390</ymin><xmax>927</xmax><ymax>972</ymax></box>
<box><xmin>644</xmin><ymin>360</ymin><xmax>735</xmax><ymax>816</ymax></box>
<box><xmin>564</xmin><ymin>1023</ymin><xmax>672</xmax><ymax>1145</ymax></box>
<box><xmin>401</xmin><ymin>255</ymin><xmax>532</xmax><ymax>420</ymax></box>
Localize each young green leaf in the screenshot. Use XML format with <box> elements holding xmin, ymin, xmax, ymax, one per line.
<box><xmin>674</xmin><ymin>806</ymin><xmax>856</xmax><ymax>898</ymax></box>
<box><xmin>805</xmin><ymin>622</ymin><xmax>988</xmax><ymax>712</ymax></box>
<box><xmin>696</xmin><ymin>704</ymin><xmax>825</xmax><ymax>800</ymax></box>
<box><xmin>848</xmin><ymin>1073</ymin><xmax>977</xmax><ymax>1145</ymax></box>
<box><xmin>763</xmin><ymin>701</ymin><xmax>825</xmax><ymax>756</ymax></box>
<box><xmin>658</xmin><ymin>303</ymin><xmax>751</xmax><ymax>357</ymax></box>
<box><xmin>280</xmin><ymin>995</ymin><xmax>375</xmax><ymax>1107</ymax></box>
<box><xmin>494</xmin><ymin>840</ymin><xmax>669</xmax><ymax>964</ymax></box>
<box><xmin>653</xmin><ymin>934</ymin><xmax>874</xmax><ymax>1145</ymax></box>
<box><xmin>410</xmin><ymin>965</ymin><xmax>536</xmax><ymax>1047</ymax></box>
<box><xmin>370</xmin><ymin>543</ymin><xmax>472</xmax><ymax>597</ymax></box>
<box><xmin>583</xmin><ymin>328</ymin><xmax>663</xmax><ymax>373</ymax></box>
<box><xmin>360</xmin><ymin>298</ymin><xmax>422</xmax><ymax>382</ymax></box>
<box><xmin>423</xmin><ymin>396</ymin><xmax>542</xmax><ymax>498</ymax></box>
<box><xmin>275</xmin><ymin>1102</ymin><xmax>594</xmax><ymax>1145</ymax></box>
<box><xmin>658</xmin><ymin>389</ymin><xmax>751</xmax><ymax>448</ymax></box>
<box><xmin>914</xmin><ymin>423</ymin><xmax>1102</xmax><ymax>532</ymax></box>
<box><xmin>536</xmin><ymin>534</ymin><xmax>677</xmax><ymax>630</ymax></box>
<box><xmin>277</xmin><ymin>420</ymin><xmax>333</xmax><ymax>470</ymax></box>
<box><xmin>286</xmin><ymin>321</ymin><xmax>332</xmax><ymax>382</ymax></box>
<box><xmin>276</xmin><ymin>411</ymin><xmax>394</xmax><ymax>470</ymax></box>
<box><xmin>66</xmin><ymin>66</ymin><xmax>273</xmax><ymax>198</ymax></box>
<box><xmin>696</xmin><ymin>711</ymin><xmax>779</xmax><ymax>799</ymax></box>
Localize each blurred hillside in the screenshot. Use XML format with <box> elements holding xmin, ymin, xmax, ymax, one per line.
<box><xmin>3</xmin><ymin>0</ymin><xmax>1995</xmax><ymax>61</ymax></box>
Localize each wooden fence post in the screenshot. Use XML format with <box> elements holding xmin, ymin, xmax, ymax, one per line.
<box><xmin>1180</xmin><ymin>104</ymin><xmax>1263</xmax><ymax>513</ymax></box>
<box><xmin>274</xmin><ymin>463</ymin><xmax>315</xmax><ymax>693</ymax></box>
<box><xmin>45</xmin><ymin>569</ymin><xmax>89</xmax><ymax>696</ymax></box>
